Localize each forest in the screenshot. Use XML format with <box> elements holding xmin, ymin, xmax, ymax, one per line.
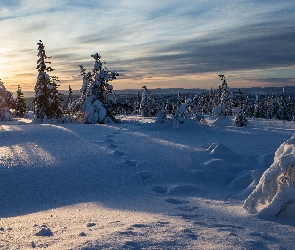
<box><xmin>0</xmin><ymin>40</ymin><xmax>294</xmax><ymax>127</ymax></box>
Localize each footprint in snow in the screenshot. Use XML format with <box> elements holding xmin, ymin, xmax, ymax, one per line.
<box><xmin>176</xmin><ymin>206</ymin><xmax>199</xmax><ymax>211</ymax></box>
<box><xmin>113</xmin><ymin>151</ymin><xmax>126</xmax><ymax>157</ymax></box>
<box><xmin>181</xmin><ymin>228</ymin><xmax>198</xmax><ymax>240</ymax></box>
<box><xmin>164</xmin><ymin>198</ymin><xmax>189</xmax><ymax>205</ymax></box>
<box><xmin>123</xmin><ymin>241</ymin><xmax>141</xmax><ymax>248</ymax></box>
<box><xmin>109</xmin><ymin>143</ymin><xmax>119</xmax><ymax>148</ymax></box>
<box><xmin>124</xmin><ymin>160</ymin><xmax>138</xmax><ymax>167</ymax></box>
<box><xmin>105</xmin><ymin>138</ymin><xmax>114</xmax><ymax>143</ymax></box>
<box><xmin>210</xmin><ymin>223</ymin><xmax>244</xmax><ymax>230</ymax></box>
<box><xmin>130</xmin><ymin>223</ymin><xmax>149</xmax><ymax>228</ymax></box>
<box><xmin>107</xmin><ymin>134</ymin><xmax>115</xmax><ymax>138</ymax></box>
<box><xmin>137</xmin><ymin>171</ymin><xmax>154</xmax><ymax>180</ymax></box>
<box><xmin>156</xmin><ymin>221</ymin><xmax>170</xmax><ymax>227</ymax></box>
<box><xmin>177</xmin><ymin>213</ymin><xmax>202</xmax><ymax>220</ymax></box>
<box><xmin>90</xmin><ymin>140</ymin><xmax>104</xmax><ymax>144</ymax></box>
<box><xmin>151</xmin><ymin>185</ymin><xmax>168</xmax><ymax>194</ymax></box>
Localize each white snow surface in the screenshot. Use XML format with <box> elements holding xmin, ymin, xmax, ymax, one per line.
<box><xmin>1</xmin><ymin>117</ymin><xmax>295</xmax><ymax>249</ymax></box>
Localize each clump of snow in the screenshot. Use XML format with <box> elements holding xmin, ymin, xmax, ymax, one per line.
<box><xmin>244</xmin><ymin>134</ymin><xmax>295</xmax><ymax>218</ymax></box>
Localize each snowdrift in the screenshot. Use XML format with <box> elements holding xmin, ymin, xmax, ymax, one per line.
<box><xmin>244</xmin><ymin>134</ymin><xmax>295</xmax><ymax>218</ymax></box>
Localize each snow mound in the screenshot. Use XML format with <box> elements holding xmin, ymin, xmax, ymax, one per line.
<box><xmin>244</xmin><ymin>135</ymin><xmax>295</xmax><ymax>218</ymax></box>
<box><xmin>208</xmin><ymin>143</ymin><xmax>241</xmax><ymax>161</ymax></box>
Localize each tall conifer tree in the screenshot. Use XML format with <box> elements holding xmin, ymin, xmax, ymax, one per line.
<box><xmin>33</xmin><ymin>40</ymin><xmax>63</xmax><ymax>122</ymax></box>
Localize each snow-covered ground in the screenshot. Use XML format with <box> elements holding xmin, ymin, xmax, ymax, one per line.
<box><xmin>1</xmin><ymin>117</ymin><xmax>295</xmax><ymax>249</ymax></box>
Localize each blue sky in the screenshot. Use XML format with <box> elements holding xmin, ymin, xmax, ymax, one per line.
<box><xmin>0</xmin><ymin>0</ymin><xmax>294</xmax><ymax>92</ymax></box>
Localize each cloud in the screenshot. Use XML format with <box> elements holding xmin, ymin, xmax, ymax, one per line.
<box><xmin>0</xmin><ymin>0</ymin><xmax>295</xmax><ymax>91</ymax></box>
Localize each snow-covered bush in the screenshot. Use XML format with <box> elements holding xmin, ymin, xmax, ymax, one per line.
<box><xmin>0</xmin><ymin>107</ymin><xmax>13</xmax><ymax>121</ymax></box>
<box><xmin>176</xmin><ymin>98</ymin><xmax>205</xmax><ymax>124</ymax></box>
<box><xmin>0</xmin><ymin>80</ymin><xmax>13</xmax><ymax>121</ymax></box>
<box><xmin>244</xmin><ymin>135</ymin><xmax>295</xmax><ymax>217</ymax></box>
<box><xmin>155</xmin><ymin>110</ymin><xmax>179</xmax><ymax>127</ymax></box>
<box><xmin>233</xmin><ymin>107</ymin><xmax>247</xmax><ymax>127</ymax></box>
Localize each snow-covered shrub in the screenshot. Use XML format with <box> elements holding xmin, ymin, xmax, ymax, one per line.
<box><xmin>233</xmin><ymin>107</ymin><xmax>247</xmax><ymax>127</ymax></box>
<box><xmin>0</xmin><ymin>107</ymin><xmax>13</xmax><ymax>121</ymax></box>
<box><xmin>176</xmin><ymin>98</ymin><xmax>205</xmax><ymax>124</ymax></box>
<box><xmin>244</xmin><ymin>135</ymin><xmax>295</xmax><ymax>217</ymax></box>
<box><xmin>0</xmin><ymin>80</ymin><xmax>13</xmax><ymax>121</ymax></box>
<box><xmin>155</xmin><ymin>110</ymin><xmax>178</xmax><ymax>127</ymax></box>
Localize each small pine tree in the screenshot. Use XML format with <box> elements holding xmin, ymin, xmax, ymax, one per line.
<box><xmin>68</xmin><ymin>85</ymin><xmax>73</xmax><ymax>104</ymax></box>
<box><xmin>253</xmin><ymin>93</ymin><xmax>264</xmax><ymax>118</ymax></box>
<box><xmin>133</xmin><ymin>91</ymin><xmax>141</xmax><ymax>115</ymax></box>
<box><xmin>15</xmin><ymin>85</ymin><xmax>27</xmax><ymax>117</ymax></box>
<box><xmin>177</xmin><ymin>91</ymin><xmax>184</xmax><ymax>107</ymax></box>
<box><xmin>140</xmin><ymin>86</ymin><xmax>152</xmax><ymax>117</ymax></box>
<box><xmin>277</xmin><ymin>88</ymin><xmax>288</xmax><ymax>120</ymax></box>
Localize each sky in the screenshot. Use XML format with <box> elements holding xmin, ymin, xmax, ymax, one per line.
<box><xmin>0</xmin><ymin>0</ymin><xmax>294</xmax><ymax>92</ymax></box>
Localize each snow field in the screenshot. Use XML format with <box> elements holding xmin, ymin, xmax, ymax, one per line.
<box><xmin>1</xmin><ymin>117</ymin><xmax>295</xmax><ymax>249</ymax></box>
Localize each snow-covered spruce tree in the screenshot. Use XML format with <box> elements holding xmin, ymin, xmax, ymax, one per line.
<box><xmin>212</xmin><ymin>75</ymin><xmax>232</xmax><ymax>117</ymax></box>
<box><xmin>133</xmin><ymin>91</ymin><xmax>141</xmax><ymax>115</ymax></box>
<box><xmin>140</xmin><ymin>86</ymin><xmax>152</xmax><ymax>117</ymax></box>
<box><xmin>277</xmin><ymin>88</ymin><xmax>288</xmax><ymax>120</ymax></box>
<box><xmin>68</xmin><ymin>85</ymin><xmax>73</xmax><ymax>105</ymax></box>
<box><xmin>177</xmin><ymin>91</ymin><xmax>184</xmax><ymax>108</ymax></box>
<box><xmin>14</xmin><ymin>85</ymin><xmax>27</xmax><ymax>117</ymax></box>
<box><xmin>0</xmin><ymin>79</ymin><xmax>13</xmax><ymax>121</ymax></box>
<box><xmin>244</xmin><ymin>96</ymin><xmax>253</xmax><ymax>118</ymax></box>
<box><xmin>78</xmin><ymin>53</ymin><xmax>119</xmax><ymax>124</ymax></box>
<box><xmin>253</xmin><ymin>93</ymin><xmax>264</xmax><ymax>118</ymax></box>
<box><xmin>33</xmin><ymin>40</ymin><xmax>63</xmax><ymax>122</ymax></box>
<box><xmin>286</xmin><ymin>96</ymin><xmax>295</xmax><ymax>121</ymax></box>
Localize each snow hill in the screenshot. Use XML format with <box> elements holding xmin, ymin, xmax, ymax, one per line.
<box><xmin>1</xmin><ymin>117</ymin><xmax>295</xmax><ymax>249</ymax></box>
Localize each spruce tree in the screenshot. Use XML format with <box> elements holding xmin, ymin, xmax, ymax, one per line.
<box><xmin>15</xmin><ymin>85</ymin><xmax>27</xmax><ymax>117</ymax></box>
<box><xmin>133</xmin><ymin>91</ymin><xmax>141</xmax><ymax>115</ymax></box>
<box><xmin>78</xmin><ymin>53</ymin><xmax>119</xmax><ymax>123</ymax></box>
<box><xmin>68</xmin><ymin>85</ymin><xmax>73</xmax><ymax>104</ymax></box>
<box><xmin>33</xmin><ymin>40</ymin><xmax>63</xmax><ymax>122</ymax></box>
<box><xmin>140</xmin><ymin>86</ymin><xmax>151</xmax><ymax>117</ymax></box>
<box><xmin>277</xmin><ymin>88</ymin><xmax>288</xmax><ymax>120</ymax></box>
<box><xmin>253</xmin><ymin>93</ymin><xmax>263</xmax><ymax>118</ymax></box>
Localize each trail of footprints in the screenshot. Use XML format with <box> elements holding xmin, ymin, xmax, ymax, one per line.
<box><xmin>89</xmin><ymin>130</ymin><xmax>278</xmax><ymax>249</ymax></box>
